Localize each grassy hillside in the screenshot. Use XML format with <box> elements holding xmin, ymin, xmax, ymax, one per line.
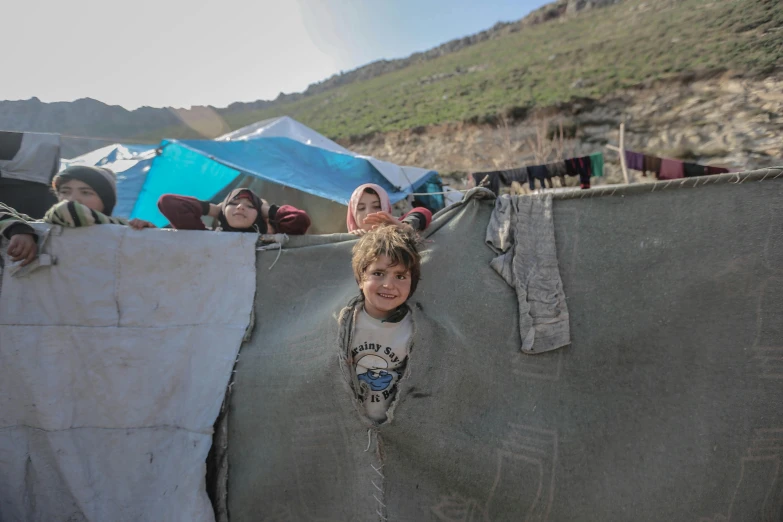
<box><xmin>140</xmin><ymin>0</ymin><xmax>782</xmax><ymax>142</ymax></box>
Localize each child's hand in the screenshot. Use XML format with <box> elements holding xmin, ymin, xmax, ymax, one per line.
<box><xmin>128</xmin><ymin>219</ymin><xmax>156</xmax><ymax>230</ymax></box>
<box><xmin>363</xmin><ymin>212</ymin><xmax>413</xmax><ymax>233</ymax></box>
<box><xmin>7</xmin><ymin>234</ymin><xmax>38</xmax><ymax>266</ymax></box>
<box><xmin>363</xmin><ymin>212</ymin><xmax>400</xmax><ymax>229</ymax></box>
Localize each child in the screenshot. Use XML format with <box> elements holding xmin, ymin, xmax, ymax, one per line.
<box><xmin>1</xmin><ymin>166</ymin><xmax>154</xmax><ymax>266</ymax></box>
<box><xmin>46</xmin><ymin>166</ymin><xmax>154</xmax><ymax>229</ymax></box>
<box><xmin>157</xmin><ymin>189</ymin><xmax>311</xmax><ymax>234</ymax></box>
<box><xmin>347</xmin><ymin>184</ymin><xmax>432</xmax><ymax>236</ymax></box>
<box><xmin>347</xmin><ymin>225</ymin><xmax>421</xmax><ymax>423</ymax></box>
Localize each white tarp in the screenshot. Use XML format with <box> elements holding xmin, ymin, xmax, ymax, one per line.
<box><xmin>218</xmin><ymin>116</ymin><xmax>435</xmax><ymax>191</ymax></box>
<box><xmin>60</xmin><ymin>144</ymin><xmax>157</xmax><ymax>174</ymax></box>
<box><xmin>0</xmin><ymin>226</ymin><xmax>257</xmax><ymax>522</ymax></box>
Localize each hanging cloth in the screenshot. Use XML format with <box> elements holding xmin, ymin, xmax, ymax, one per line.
<box><xmin>659</xmin><ymin>158</ymin><xmax>685</xmax><ymax>180</ymax></box>
<box><xmin>589</xmin><ymin>152</ymin><xmax>604</xmax><ymax>178</ymax></box>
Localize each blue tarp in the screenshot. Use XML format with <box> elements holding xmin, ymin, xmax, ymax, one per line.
<box><xmin>100</xmin><ymin>145</ymin><xmax>155</xmax><ymax>219</ymax></box>
<box><xmin>131</xmin><ymin>137</ymin><xmax>435</xmax><ymax>227</ymax></box>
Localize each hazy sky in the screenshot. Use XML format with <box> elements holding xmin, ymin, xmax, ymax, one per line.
<box><xmin>2</xmin><ymin>0</ymin><xmax>548</xmax><ymax>110</ymax></box>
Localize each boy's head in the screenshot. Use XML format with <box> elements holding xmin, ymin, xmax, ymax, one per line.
<box><xmin>53</xmin><ymin>166</ymin><xmax>117</xmax><ymax>215</ymax></box>
<box><xmin>352</xmin><ymin>225</ymin><xmax>421</xmax><ymax>319</ymax></box>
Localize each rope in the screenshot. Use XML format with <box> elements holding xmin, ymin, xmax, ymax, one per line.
<box><xmin>549</xmin><ymin>168</ymin><xmax>783</xmax><ymax>201</ymax></box>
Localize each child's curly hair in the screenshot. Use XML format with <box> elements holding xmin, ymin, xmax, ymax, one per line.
<box><xmin>351</xmin><ymin>225</ymin><xmax>422</xmax><ymax>297</ymax></box>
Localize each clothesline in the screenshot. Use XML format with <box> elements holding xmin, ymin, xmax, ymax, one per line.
<box><xmin>609</xmin><ymin>146</ymin><xmax>730</xmax><ymax>180</ymax></box>
<box><xmin>468</xmin><ymin>152</ymin><xmax>605</xmax><ymax>195</ymax></box>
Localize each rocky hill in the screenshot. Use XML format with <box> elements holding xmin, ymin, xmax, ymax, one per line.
<box><xmin>1</xmin><ymin>0</ymin><xmax>781</xmax><ymax>170</ymax></box>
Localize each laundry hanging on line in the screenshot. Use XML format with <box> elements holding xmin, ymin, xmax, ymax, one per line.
<box><xmin>472</xmin><ymin>153</ymin><xmax>604</xmax><ymax>195</ymax></box>
<box><xmin>624</xmin><ymin>150</ymin><xmax>730</xmax><ymax>179</ymax></box>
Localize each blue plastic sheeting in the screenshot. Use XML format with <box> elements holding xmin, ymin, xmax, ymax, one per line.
<box><xmin>130</xmin><ymin>141</ymin><xmax>240</xmax><ymax>227</ymax></box>
<box><xmin>114</xmin><ymin>159</ymin><xmax>153</xmax><ymax>218</ymax></box>
<box><xmin>102</xmin><ymin>146</ymin><xmax>156</xmax><ymax>219</ymax></box>
<box><xmin>132</xmin><ymin>137</ymin><xmax>431</xmax><ymax>226</ymax></box>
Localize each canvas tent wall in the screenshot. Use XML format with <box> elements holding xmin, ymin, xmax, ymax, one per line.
<box><xmin>61</xmin><ymin>143</ymin><xmax>157</xmax><ymax>218</ymax></box>
<box><xmin>130</xmin><ymin>136</ymin><xmax>435</xmax><ymax>234</ymax></box>
<box><xmin>1</xmin><ymin>168</ymin><xmax>782</xmax><ymax>521</ymax></box>
<box><xmin>220</xmin><ymin>168</ymin><xmax>783</xmax><ymax>521</ymax></box>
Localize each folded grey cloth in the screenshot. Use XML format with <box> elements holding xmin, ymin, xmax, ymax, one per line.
<box><xmin>486</xmin><ymin>194</ymin><xmax>570</xmax><ymax>353</ymax></box>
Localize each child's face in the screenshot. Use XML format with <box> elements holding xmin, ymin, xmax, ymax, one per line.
<box><xmin>355</xmin><ymin>191</ymin><xmax>383</xmax><ymax>231</ymax></box>
<box><xmin>224</xmin><ymin>197</ymin><xmax>258</xmax><ymax>229</ymax></box>
<box><xmin>360</xmin><ymin>254</ymin><xmax>412</xmax><ymax>320</ymax></box>
<box><xmin>57</xmin><ymin>179</ymin><xmax>105</xmax><ymax>212</ymax></box>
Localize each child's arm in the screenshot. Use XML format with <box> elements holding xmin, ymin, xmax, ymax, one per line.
<box><xmin>44</xmin><ymin>201</ymin><xmax>130</xmax><ymax>228</ymax></box>
<box><xmin>401</xmin><ymin>207</ymin><xmax>432</xmax><ymax>232</ymax></box>
<box><xmin>361</xmin><ymin>207</ymin><xmax>433</xmax><ymax>233</ymax></box>
<box><xmin>1</xmin><ymin>205</ymin><xmax>39</xmax><ymax>266</ymax></box>
<box><xmin>157</xmin><ymin>194</ymin><xmax>215</xmax><ymax>230</ymax></box>
<box><xmin>267</xmin><ymin>204</ymin><xmax>311</xmax><ymax>235</ymax></box>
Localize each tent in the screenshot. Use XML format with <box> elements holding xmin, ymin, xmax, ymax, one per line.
<box><xmin>129</xmin><ymin>118</ymin><xmax>438</xmax><ymax>234</ymax></box>
<box><xmin>217</xmin><ymin>116</ymin><xmax>434</xmax><ymax>192</ymax></box>
<box><xmin>61</xmin><ymin>143</ymin><xmax>157</xmax><ymax>219</ymax></box>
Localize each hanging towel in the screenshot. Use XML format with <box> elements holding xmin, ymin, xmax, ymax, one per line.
<box><xmin>589</xmin><ymin>152</ymin><xmax>604</xmax><ymax>178</ymax></box>
<box><xmin>486</xmin><ymin>194</ymin><xmax>570</xmax><ymax>354</ymax></box>
<box><xmin>706</xmin><ymin>166</ymin><xmax>730</xmax><ymax>175</ymax></box>
<box><xmin>643</xmin><ymin>155</ymin><xmax>662</xmax><ymax>177</ymax></box>
<box><xmin>546</xmin><ymin>162</ymin><xmax>568</xmax><ymax>187</ymax></box>
<box><xmin>625</xmin><ymin>150</ymin><xmax>645</xmax><ymax>171</ymax></box>
<box><xmin>683</xmin><ymin>162</ymin><xmax>707</xmax><ymax>178</ymax></box>
<box><xmin>568</xmin><ymin>156</ymin><xmax>592</xmax><ymax>189</ymax></box>
<box><xmin>500</xmin><ymin>167</ymin><xmax>529</xmax><ymax>186</ymax></box>
<box><xmin>527</xmin><ymin>165</ymin><xmax>550</xmax><ymax>190</ymax></box>
<box><xmin>659</xmin><ymin>158</ymin><xmax>685</xmax><ymax>180</ymax></box>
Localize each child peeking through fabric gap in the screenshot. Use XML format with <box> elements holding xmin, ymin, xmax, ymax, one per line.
<box><xmin>1</xmin><ymin>166</ymin><xmax>154</xmax><ymax>266</ymax></box>
<box><xmin>347</xmin><ymin>183</ymin><xmax>431</xmax><ymax>236</ymax></box>
<box><xmin>345</xmin><ymin>225</ymin><xmax>421</xmax><ymax>424</ymax></box>
<box><xmin>158</xmin><ymin>189</ymin><xmax>310</xmax><ymax>235</ymax></box>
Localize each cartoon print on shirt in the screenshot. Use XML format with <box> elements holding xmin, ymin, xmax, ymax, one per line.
<box><xmin>356</xmin><ymin>354</ymin><xmax>394</xmax><ymax>392</ymax></box>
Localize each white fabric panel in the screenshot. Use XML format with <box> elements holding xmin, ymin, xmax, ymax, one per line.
<box><xmin>116</xmin><ymin>229</ymin><xmax>257</xmax><ymax>327</ymax></box>
<box><xmin>218</xmin><ymin>115</ymin><xmax>434</xmax><ymax>190</ymax></box>
<box><xmin>0</xmin><ymin>226</ymin><xmax>256</xmax><ymax>522</ymax></box>
<box><xmin>0</xmin><ymin>428</ymin><xmax>214</xmax><ymax>522</ymax></box>
<box><xmin>0</xmin><ymin>226</ymin><xmax>121</xmax><ymax>327</ymax></box>
<box><xmin>0</xmin><ymin>325</ymin><xmax>244</xmax><ymax>432</ymax></box>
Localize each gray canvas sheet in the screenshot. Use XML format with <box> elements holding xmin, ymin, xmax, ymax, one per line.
<box><xmin>226</xmin><ymin>169</ymin><xmax>783</xmax><ymax>521</ymax></box>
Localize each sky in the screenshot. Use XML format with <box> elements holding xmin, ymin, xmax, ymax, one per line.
<box><xmin>2</xmin><ymin>0</ymin><xmax>549</xmax><ymax>110</ymax></box>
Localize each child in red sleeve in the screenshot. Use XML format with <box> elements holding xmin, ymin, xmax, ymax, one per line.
<box><xmin>347</xmin><ymin>184</ymin><xmax>431</xmax><ymax>236</ymax></box>
<box><xmin>158</xmin><ymin>188</ymin><xmax>310</xmax><ymax>235</ymax></box>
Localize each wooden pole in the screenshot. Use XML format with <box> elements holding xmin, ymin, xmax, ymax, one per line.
<box><xmin>619</xmin><ymin>121</ymin><xmax>630</xmax><ymax>185</ymax></box>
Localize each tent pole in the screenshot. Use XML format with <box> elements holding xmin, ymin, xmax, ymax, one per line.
<box><xmin>619</xmin><ymin>121</ymin><xmax>630</xmax><ymax>185</ymax></box>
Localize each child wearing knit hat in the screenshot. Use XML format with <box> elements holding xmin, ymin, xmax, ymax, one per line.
<box><xmin>1</xmin><ymin>166</ymin><xmax>154</xmax><ymax>266</ymax></box>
